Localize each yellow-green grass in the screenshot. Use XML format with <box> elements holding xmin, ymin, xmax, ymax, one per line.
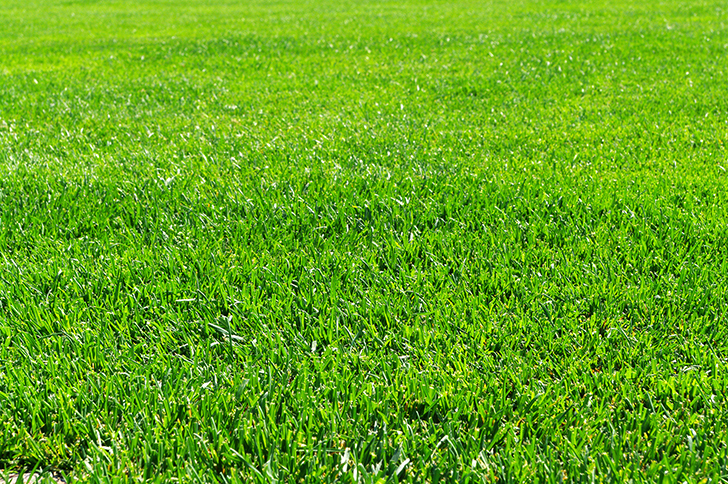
<box><xmin>1</xmin><ymin>0</ymin><xmax>728</xmax><ymax>482</ymax></box>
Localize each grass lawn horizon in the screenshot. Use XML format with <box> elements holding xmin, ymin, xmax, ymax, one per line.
<box><xmin>1</xmin><ymin>0</ymin><xmax>728</xmax><ymax>482</ymax></box>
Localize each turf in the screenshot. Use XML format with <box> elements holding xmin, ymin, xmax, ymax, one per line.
<box><xmin>1</xmin><ymin>0</ymin><xmax>728</xmax><ymax>482</ymax></box>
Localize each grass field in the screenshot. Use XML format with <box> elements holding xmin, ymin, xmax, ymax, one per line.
<box><xmin>1</xmin><ymin>0</ymin><xmax>728</xmax><ymax>482</ymax></box>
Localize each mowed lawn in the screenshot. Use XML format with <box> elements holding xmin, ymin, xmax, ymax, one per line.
<box><xmin>1</xmin><ymin>0</ymin><xmax>728</xmax><ymax>482</ymax></box>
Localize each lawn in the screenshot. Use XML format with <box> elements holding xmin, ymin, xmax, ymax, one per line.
<box><xmin>1</xmin><ymin>0</ymin><xmax>728</xmax><ymax>482</ymax></box>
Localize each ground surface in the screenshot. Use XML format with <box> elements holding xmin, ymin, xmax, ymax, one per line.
<box><xmin>1</xmin><ymin>0</ymin><xmax>728</xmax><ymax>482</ymax></box>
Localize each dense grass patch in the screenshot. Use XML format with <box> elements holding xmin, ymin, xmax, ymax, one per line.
<box><xmin>1</xmin><ymin>0</ymin><xmax>728</xmax><ymax>482</ymax></box>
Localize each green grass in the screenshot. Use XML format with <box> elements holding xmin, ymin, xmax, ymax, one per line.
<box><xmin>1</xmin><ymin>0</ymin><xmax>728</xmax><ymax>482</ymax></box>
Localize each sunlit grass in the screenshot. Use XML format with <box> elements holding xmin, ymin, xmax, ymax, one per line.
<box><xmin>1</xmin><ymin>0</ymin><xmax>728</xmax><ymax>482</ymax></box>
